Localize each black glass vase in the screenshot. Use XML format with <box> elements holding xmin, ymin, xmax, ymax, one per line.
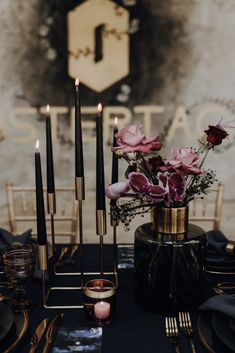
<box><xmin>134</xmin><ymin>207</ymin><xmax>207</xmax><ymax>315</ymax></box>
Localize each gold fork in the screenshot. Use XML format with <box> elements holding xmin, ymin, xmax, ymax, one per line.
<box><xmin>179</xmin><ymin>312</ymin><xmax>197</xmax><ymax>353</ymax></box>
<box><xmin>165</xmin><ymin>316</ymin><xmax>180</xmax><ymax>353</ymax></box>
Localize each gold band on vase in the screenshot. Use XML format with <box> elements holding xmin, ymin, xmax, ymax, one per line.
<box><xmin>152</xmin><ymin>206</ymin><xmax>189</xmax><ymax>241</ymax></box>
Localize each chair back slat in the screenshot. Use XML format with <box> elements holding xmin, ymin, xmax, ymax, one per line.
<box><xmin>5</xmin><ymin>184</ymin><xmax>78</xmax><ymax>242</ymax></box>
<box><xmin>189</xmin><ymin>182</ymin><xmax>224</xmax><ymax>230</ymax></box>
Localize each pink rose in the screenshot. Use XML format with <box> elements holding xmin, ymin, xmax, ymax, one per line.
<box><xmin>112</xmin><ymin>124</ymin><xmax>162</xmax><ymax>154</ymax></box>
<box><xmin>160</xmin><ymin>148</ymin><xmax>202</xmax><ymax>175</ymax></box>
<box><xmin>105</xmin><ymin>180</ymin><xmax>130</xmax><ymax>200</ymax></box>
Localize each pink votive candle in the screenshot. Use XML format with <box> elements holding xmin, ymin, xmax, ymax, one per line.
<box><xmin>94</xmin><ymin>301</ymin><xmax>110</xmax><ymax>320</ymax></box>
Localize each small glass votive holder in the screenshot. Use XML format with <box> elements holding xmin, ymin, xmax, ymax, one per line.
<box><xmin>83</xmin><ymin>279</ymin><xmax>116</xmax><ymax>326</ymax></box>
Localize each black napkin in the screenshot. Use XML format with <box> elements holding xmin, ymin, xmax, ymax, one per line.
<box><xmin>199</xmin><ymin>295</ymin><xmax>235</xmax><ymax>320</ymax></box>
<box><xmin>206</xmin><ymin>230</ymin><xmax>235</xmax><ymax>271</ymax></box>
<box><xmin>0</xmin><ymin>228</ymin><xmax>32</xmax><ymax>250</ymax></box>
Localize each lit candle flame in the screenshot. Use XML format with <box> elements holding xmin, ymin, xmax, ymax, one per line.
<box><xmin>35</xmin><ymin>139</ymin><xmax>40</xmax><ymax>152</ymax></box>
<box><xmin>97</xmin><ymin>103</ymin><xmax>102</xmax><ymax>113</ymax></box>
<box><xmin>114</xmin><ymin>117</ymin><xmax>118</xmax><ymax>126</ymax></box>
<box><xmin>46</xmin><ymin>104</ymin><xmax>50</xmax><ymax>114</ymax></box>
<box><xmin>75</xmin><ymin>77</ymin><xmax>79</xmax><ymax>86</ymax></box>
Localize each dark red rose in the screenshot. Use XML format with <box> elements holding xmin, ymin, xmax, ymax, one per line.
<box><xmin>204</xmin><ymin>125</ymin><xmax>229</xmax><ymax>146</ymax></box>
<box><xmin>148</xmin><ymin>156</ymin><xmax>164</xmax><ymax>173</ymax></box>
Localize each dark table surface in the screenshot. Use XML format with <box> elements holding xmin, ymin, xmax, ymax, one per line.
<box><xmin>0</xmin><ymin>244</ymin><xmax>224</xmax><ymax>353</ymax></box>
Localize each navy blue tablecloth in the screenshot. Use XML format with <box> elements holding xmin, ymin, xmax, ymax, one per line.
<box><xmin>1</xmin><ymin>244</ymin><xmax>212</xmax><ymax>353</ymax></box>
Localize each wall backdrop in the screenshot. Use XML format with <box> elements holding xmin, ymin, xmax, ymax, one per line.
<box><xmin>0</xmin><ymin>0</ymin><xmax>235</xmax><ymax>239</ymax></box>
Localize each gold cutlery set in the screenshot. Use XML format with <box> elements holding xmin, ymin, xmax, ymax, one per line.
<box><xmin>165</xmin><ymin>312</ymin><xmax>197</xmax><ymax>353</ymax></box>
<box><xmin>55</xmin><ymin>245</ymin><xmax>79</xmax><ymax>268</ymax></box>
<box><xmin>28</xmin><ymin>313</ymin><xmax>64</xmax><ymax>353</ymax></box>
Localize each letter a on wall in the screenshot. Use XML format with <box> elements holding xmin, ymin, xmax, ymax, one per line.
<box><xmin>68</xmin><ymin>0</ymin><xmax>129</xmax><ymax>92</ymax></box>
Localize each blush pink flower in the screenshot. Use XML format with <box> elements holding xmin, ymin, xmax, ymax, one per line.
<box><xmin>112</xmin><ymin>124</ymin><xmax>162</xmax><ymax>154</ymax></box>
<box><xmin>160</xmin><ymin>148</ymin><xmax>202</xmax><ymax>175</ymax></box>
<box><xmin>105</xmin><ymin>180</ymin><xmax>130</xmax><ymax>200</ymax></box>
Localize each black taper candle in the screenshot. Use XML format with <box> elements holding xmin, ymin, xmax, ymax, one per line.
<box><xmin>35</xmin><ymin>140</ymin><xmax>47</xmax><ymax>246</ymax></box>
<box><xmin>75</xmin><ymin>78</ymin><xmax>84</xmax><ymax>177</ymax></box>
<box><xmin>96</xmin><ymin>103</ymin><xmax>106</xmax><ymax>210</ymax></box>
<box><xmin>111</xmin><ymin>117</ymin><xmax>118</xmax><ymax>184</ymax></box>
<box><xmin>45</xmin><ymin>105</ymin><xmax>55</xmax><ymax>193</ymax></box>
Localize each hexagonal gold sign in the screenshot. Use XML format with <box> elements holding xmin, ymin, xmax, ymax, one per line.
<box><xmin>68</xmin><ymin>0</ymin><xmax>129</xmax><ymax>92</ymax></box>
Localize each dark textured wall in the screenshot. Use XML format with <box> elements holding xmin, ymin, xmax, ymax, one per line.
<box><xmin>2</xmin><ymin>0</ymin><xmax>192</xmax><ymax>108</ymax></box>
<box><xmin>1</xmin><ymin>0</ymin><xmax>235</xmax><ymax>239</ymax></box>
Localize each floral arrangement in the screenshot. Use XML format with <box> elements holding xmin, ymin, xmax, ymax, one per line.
<box><xmin>105</xmin><ymin>120</ymin><xmax>232</xmax><ymax>228</ymax></box>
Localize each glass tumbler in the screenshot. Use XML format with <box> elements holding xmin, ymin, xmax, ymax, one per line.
<box><xmin>2</xmin><ymin>243</ymin><xmax>36</xmax><ymax>311</ymax></box>
<box><xmin>83</xmin><ymin>279</ymin><xmax>116</xmax><ymax>326</ymax></box>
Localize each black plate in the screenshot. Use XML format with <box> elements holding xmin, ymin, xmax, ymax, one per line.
<box><xmin>1</xmin><ymin>310</ymin><xmax>29</xmax><ymax>353</ymax></box>
<box><xmin>212</xmin><ymin>312</ymin><xmax>235</xmax><ymax>352</ymax></box>
<box><xmin>197</xmin><ymin>312</ymin><xmax>232</xmax><ymax>353</ymax></box>
<box><xmin>0</xmin><ymin>303</ymin><xmax>14</xmax><ymax>342</ymax></box>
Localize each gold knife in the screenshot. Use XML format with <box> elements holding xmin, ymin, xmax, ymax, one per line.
<box><xmin>29</xmin><ymin>318</ymin><xmax>49</xmax><ymax>353</ymax></box>
<box><xmin>42</xmin><ymin>313</ymin><xmax>64</xmax><ymax>353</ymax></box>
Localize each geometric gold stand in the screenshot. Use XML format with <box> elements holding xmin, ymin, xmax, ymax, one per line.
<box><xmin>39</xmin><ymin>178</ymin><xmax>119</xmax><ymax>309</ymax></box>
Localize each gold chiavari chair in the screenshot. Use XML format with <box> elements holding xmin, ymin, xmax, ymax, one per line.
<box><xmin>189</xmin><ymin>182</ymin><xmax>224</xmax><ymax>231</ymax></box>
<box><xmin>5</xmin><ymin>183</ymin><xmax>78</xmax><ymax>243</ymax></box>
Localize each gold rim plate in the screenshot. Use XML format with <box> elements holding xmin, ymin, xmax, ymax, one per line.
<box><xmin>3</xmin><ymin>310</ymin><xmax>29</xmax><ymax>353</ymax></box>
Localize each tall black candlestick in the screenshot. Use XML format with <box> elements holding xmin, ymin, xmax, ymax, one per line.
<box><xmin>96</xmin><ymin>103</ymin><xmax>106</xmax><ymax>210</ymax></box>
<box><xmin>45</xmin><ymin>105</ymin><xmax>55</xmax><ymax>194</ymax></box>
<box><xmin>75</xmin><ymin>78</ymin><xmax>84</xmax><ymax>177</ymax></box>
<box><xmin>111</xmin><ymin>119</ymin><xmax>118</xmax><ymax>184</ymax></box>
<box><xmin>35</xmin><ymin>140</ymin><xmax>47</xmax><ymax>246</ymax></box>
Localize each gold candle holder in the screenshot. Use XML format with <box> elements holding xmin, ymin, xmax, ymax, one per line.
<box><xmin>110</xmin><ymin>202</ymin><xmax>119</xmax><ymax>287</ymax></box>
<box><xmin>75</xmin><ymin>176</ymin><xmax>85</xmax><ymax>201</ymax></box>
<box><xmin>41</xmin><ymin>187</ymin><xmax>118</xmax><ymax>309</ymax></box>
<box><xmin>47</xmin><ymin>192</ymin><xmax>56</xmax><ymax>257</ymax></box>
<box><xmin>96</xmin><ymin>209</ymin><xmax>107</xmax><ymax>236</ymax></box>
<box><xmin>38</xmin><ymin>244</ymin><xmax>48</xmax><ymax>271</ymax></box>
<box><xmin>96</xmin><ymin>209</ymin><xmax>106</xmax><ymax>278</ymax></box>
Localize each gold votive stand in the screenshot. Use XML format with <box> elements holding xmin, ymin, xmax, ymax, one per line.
<box><xmin>40</xmin><ymin>182</ymin><xmax>119</xmax><ymax>309</ymax></box>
